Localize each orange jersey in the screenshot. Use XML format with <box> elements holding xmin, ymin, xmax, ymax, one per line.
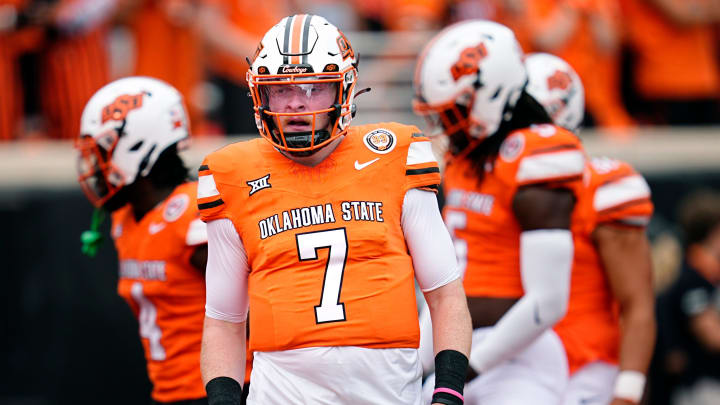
<box><xmin>555</xmin><ymin>157</ymin><xmax>653</xmax><ymax>374</ymax></box>
<box><xmin>443</xmin><ymin>124</ymin><xmax>586</xmax><ymax>298</ymax></box>
<box><xmin>198</xmin><ymin>122</ymin><xmax>440</xmax><ymax>353</ymax></box>
<box><xmin>112</xmin><ymin>182</ymin><xmax>207</xmax><ymax>402</ymax></box>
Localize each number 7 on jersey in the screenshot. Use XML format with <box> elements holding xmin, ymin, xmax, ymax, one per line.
<box><xmin>296</xmin><ymin>228</ymin><xmax>349</xmax><ymax>324</ymax></box>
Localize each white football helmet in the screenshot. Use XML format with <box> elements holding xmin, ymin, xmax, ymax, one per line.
<box><xmin>247</xmin><ymin>14</ymin><xmax>359</xmax><ymax>154</ymax></box>
<box><xmin>413</xmin><ymin>20</ymin><xmax>527</xmax><ymax>140</ymax></box>
<box><xmin>525</xmin><ymin>53</ymin><xmax>584</xmax><ymax>133</ymax></box>
<box><xmin>76</xmin><ymin>76</ymin><xmax>190</xmax><ymax>207</ymax></box>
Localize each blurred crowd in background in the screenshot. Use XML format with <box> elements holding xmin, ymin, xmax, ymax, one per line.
<box><xmin>1</xmin><ymin>1</ymin><xmax>720</xmax><ymax>404</ymax></box>
<box><xmin>0</xmin><ymin>0</ymin><xmax>719</xmax><ymax>141</ymax></box>
<box><xmin>651</xmin><ymin>189</ymin><xmax>720</xmax><ymax>405</ymax></box>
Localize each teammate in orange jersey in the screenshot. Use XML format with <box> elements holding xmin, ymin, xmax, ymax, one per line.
<box><xmin>526</xmin><ymin>53</ymin><xmax>656</xmax><ymax>405</ymax></box>
<box><xmin>414</xmin><ymin>21</ymin><xmax>584</xmax><ymax>404</ymax></box>
<box><xmin>75</xmin><ymin>77</ymin><xmax>210</xmax><ymax>405</ymax></box>
<box><xmin>197</xmin><ymin>14</ymin><xmax>472</xmax><ymax>405</ymax></box>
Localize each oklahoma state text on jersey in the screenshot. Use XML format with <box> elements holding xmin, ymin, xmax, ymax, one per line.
<box><xmin>197</xmin><ymin>123</ymin><xmax>440</xmax><ymax>353</ymax></box>
<box><xmin>113</xmin><ymin>182</ymin><xmax>207</xmax><ymax>403</ymax></box>
<box><xmin>555</xmin><ymin>157</ymin><xmax>653</xmax><ymax>374</ymax></box>
<box><xmin>443</xmin><ymin>124</ymin><xmax>586</xmax><ymax>297</ymax></box>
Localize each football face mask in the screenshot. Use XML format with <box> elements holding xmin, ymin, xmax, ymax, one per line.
<box><xmin>255</xmin><ymin>78</ymin><xmax>343</xmax><ymax>151</ymax></box>
<box><xmin>75</xmin><ymin>130</ymin><xmax>125</xmax><ymax>207</ymax></box>
<box><xmin>413</xmin><ymin>93</ymin><xmax>473</xmax><ymax>139</ymax></box>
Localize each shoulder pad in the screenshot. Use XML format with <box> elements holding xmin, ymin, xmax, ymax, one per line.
<box><xmin>510</xmin><ymin>125</ymin><xmax>585</xmax><ymax>186</ymax></box>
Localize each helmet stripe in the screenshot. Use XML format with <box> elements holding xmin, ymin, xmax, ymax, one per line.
<box><xmin>290</xmin><ymin>14</ymin><xmax>306</xmax><ymax>64</ymax></box>
<box><xmin>282</xmin><ymin>16</ymin><xmax>292</xmax><ymax>64</ymax></box>
<box><xmin>301</xmin><ymin>15</ymin><xmax>312</xmax><ymax>64</ymax></box>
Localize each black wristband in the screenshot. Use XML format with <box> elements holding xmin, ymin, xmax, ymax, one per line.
<box><xmin>432</xmin><ymin>349</ymin><xmax>468</xmax><ymax>405</ymax></box>
<box><xmin>205</xmin><ymin>377</ymin><xmax>243</xmax><ymax>405</ymax></box>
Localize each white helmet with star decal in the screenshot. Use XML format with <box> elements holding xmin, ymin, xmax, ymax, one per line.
<box><xmin>75</xmin><ymin>76</ymin><xmax>190</xmax><ymax>207</ymax></box>
<box><xmin>525</xmin><ymin>53</ymin><xmax>584</xmax><ymax>133</ymax></box>
<box><xmin>413</xmin><ymin>20</ymin><xmax>527</xmax><ymax>141</ymax></box>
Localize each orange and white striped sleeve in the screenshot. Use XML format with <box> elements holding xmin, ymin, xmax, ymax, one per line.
<box><xmin>197</xmin><ymin>157</ymin><xmax>229</xmax><ymax>222</ymax></box>
<box><xmin>404</xmin><ymin>130</ymin><xmax>441</xmax><ymax>193</ymax></box>
<box><xmin>592</xmin><ymin>160</ymin><xmax>653</xmax><ymax>227</ymax></box>
<box><xmin>514</xmin><ymin>125</ymin><xmax>585</xmax><ymax>188</ymax></box>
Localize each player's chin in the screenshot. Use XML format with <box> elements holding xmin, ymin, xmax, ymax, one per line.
<box><xmin>102</xmin><ymin>188</ymin><xmax>130</xmax><ymax>212</ymax></box>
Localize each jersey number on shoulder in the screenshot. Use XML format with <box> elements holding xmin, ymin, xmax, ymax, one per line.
<box><xmin>296</xmin><ymin>228</ymin><xmax>348</xmax><ymax>324</ymax></box>
<box><xmin>131</xmin><ymin>282</ymin><xmax>166</xmax><ymax>361</ymax></box>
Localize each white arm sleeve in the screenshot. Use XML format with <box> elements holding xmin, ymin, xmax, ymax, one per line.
<box><xmin>401</xmin><ymin>188</ymin><xmax>461</xmax><ymax>292</ymax></box>
<box><xmin>469</xmin><ymin>229</ymin><xmax>572</xmax><ymax>373</ymax></box>
<box><xmin>186</xmin><ymin>218</ymin><xmax>208</xmax><ymax>246</ymax></box>
<box><xmin>205</xmin><ymin>218</ymin><xmax>250</xmax><ymax>323</ymax></box>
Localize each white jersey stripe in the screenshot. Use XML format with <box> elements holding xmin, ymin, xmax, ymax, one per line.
<box><xmin>198</xmin><ymin>174</ymin><xmax>220</xmax><ymax>199</ymax></box>
<box><xmin>406</xmin><ymin>141</ymin><xmax>436</xmax><ymax>166</ymax></box>
<box><xmin>516</xmin><ymin>150</ymin><xmax>584</xmax><ymax>183</ymax></box>
<box><xmin>594</xmin><ymin>174</ymin><xmax>651</xmax><ymax>212</ymax></box>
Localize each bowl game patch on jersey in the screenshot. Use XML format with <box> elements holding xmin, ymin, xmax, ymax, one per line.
<box><xmin>163</xmin><ymin>193</ymin><xmax>189</xmax><ymax>222</ymax></box>
<box><xmin>363</xmin><ymin>128</ymin><xmax>397</xmax><ymax>154</ymax></box>
<box><xmin>500</xmin><ymin>132</ymin><xmax>525</xmax><ymax>162</ymax></box>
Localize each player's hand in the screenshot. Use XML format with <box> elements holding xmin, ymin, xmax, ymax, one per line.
<box><xmin>609</xmin><ymin>398</ymin><xmax>637</xmax><ymax>405</ymax></box>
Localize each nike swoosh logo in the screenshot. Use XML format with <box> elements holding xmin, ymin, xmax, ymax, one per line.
<box><xmin>354</xmin><ymin>158</ymin><xmax>380</xmax><ymax>170</ymax></box>
<box><xmin>148</xmin><ymin>222</ymin><xmax>166</xmax><ymax>235</ymax></box>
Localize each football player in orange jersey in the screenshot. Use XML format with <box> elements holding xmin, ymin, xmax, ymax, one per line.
<box><xmin>197</xmin><ymin>14</ymin><xmax>472</xmax><ymax>405</ymax></box>
<box><xmin>526</xmin><ymin>53</ymin><xmax>656</xmax><ymax>405</ymax></box>
<box><xmin>414</xmin><ymin>21</ymin><xmax>584</xmax><ymax>404</ymax></box>
<box><xmin>75</xmin><ymin>77</ymin><xmax>211</xmax><ymax>405</ymax></box>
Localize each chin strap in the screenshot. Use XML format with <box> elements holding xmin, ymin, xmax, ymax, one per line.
<box><xmin>81</xmin><ymin>207</ymin><xmax>106</xmax><ymax>258</ymax></box>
